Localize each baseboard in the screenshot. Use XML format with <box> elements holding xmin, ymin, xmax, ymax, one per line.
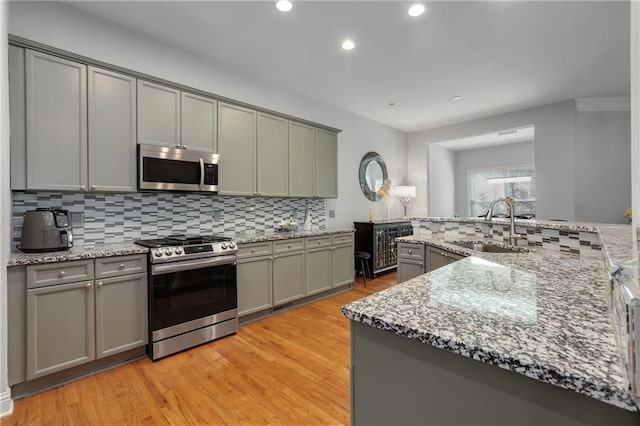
<box><xmin>0</xmin><ymin>389</ymin><xmax>14</xmax><ymax>418</ymax></box>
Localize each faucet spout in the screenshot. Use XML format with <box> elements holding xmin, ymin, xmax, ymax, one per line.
<box><xmin>484</xmin><ymin>197</ymin><xmax>523</xmax><ymax>245</ymax></box>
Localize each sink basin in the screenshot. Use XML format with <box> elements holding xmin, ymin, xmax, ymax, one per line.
<box><xmin>445</xmin><ymin>241</ymin><xmax>530</xmax><ymax>254</ymax></box>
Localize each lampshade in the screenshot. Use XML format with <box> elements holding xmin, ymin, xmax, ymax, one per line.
<box><xmin>391</xmin><ymin>186</ymin><xmax>416</xmax><ymax>198</ymax></box>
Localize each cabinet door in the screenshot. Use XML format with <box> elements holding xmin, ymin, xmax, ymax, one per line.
<box><xmin>306</xmin><ymin>247</ymin><xmax>332</xmax><ymax>295</ymax></box>
<box><xmin>95</xmin><ymin>273</ymin><xmax>148</xmax><ymax>359</ymax></box>
<box><xmin>315</xmin><ymin>128</ymin><xmax>338</xmax><ymax>198</ymax></box>
<box><xmin>88</xmin><ymin>67</ymin><xmax>137</xmax><ymax>192</ymax></box>
<box><xmin>26</xmin><ymin>281</ymin><xmax>95</xmax><ymax>380</ymax></box>
<box><xmin>397</xmin><ymin>258</ymin><xmax>425</xmax><ymax>284</ymax></box>
<box><xmin>273</xmin><ymin>251</ymin><xmax>305</xmax><ymax>305</ymax></box>
<box><xmin>8</xmin><ymin>266</ymin><xmax>26</xmax><ymax>385</ymax></box>
<box><xmin>217</xmin><ymin>102</ymin><xmax>257</xmax><ymax>195</ymax></box>
<box><xmin>26</xmin><ymin>49</ymin><xmax>87</xmax><ymax>191</ymax></box>
<box><xmin>9</xmin><ymin>45</ymin><xmax>27</xmax><ymax>190</ymax></box>
<box><xmin>181</xmin><ymin>92</ymin><xmax>217</xmax><ymax>152</ymax></box>
<box><xmin>426</xmin><ymin>247</ymin><xmax>449</xmax><ymax>272</ymax></box>
<box><xmin>137</xmin><ymin>79</ymin><xmax>181</xmax><ymax>147</ymax></box>
<box><xmin>257</xmin><ymin>112</ymin><xmax>288</xmax><ymax>197</ymax></box>
<box><xmin>332</xmin><ymin>244</ymin><xmax>354</xmax><ymax>287</ymax></box>
<box><xmin>237</xmin><ymin>255</ymin><xmax>273</xmax><ymax>316</ymax></box>
<box><xmin>288</xmin><ymin>121</ymin><xmax>315</xmax><ymax>197</ymax></box>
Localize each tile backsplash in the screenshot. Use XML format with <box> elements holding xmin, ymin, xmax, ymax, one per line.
<box><xmin>12</xmin><ymin>192</ymin><xmax>325</xmax><ymax>248</ymax></box>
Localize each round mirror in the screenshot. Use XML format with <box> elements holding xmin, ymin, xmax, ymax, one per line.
<box><xmin>359</xmin><ymin>152</ymin><xmax>388</xmax><ymax>201</ymax></box>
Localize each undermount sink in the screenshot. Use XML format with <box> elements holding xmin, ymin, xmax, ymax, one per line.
<box><xmin>445</xmin><ymin>240</ymin><xmax>530</xmax><ymax>254</ymax></box>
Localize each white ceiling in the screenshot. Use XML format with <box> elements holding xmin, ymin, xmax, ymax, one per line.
<box><xmin>65</xmin><ymin>0</ymin><xmax>630</xmax><ymax>133</ymax></box>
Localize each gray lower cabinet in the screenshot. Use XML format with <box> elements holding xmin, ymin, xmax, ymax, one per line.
<box><xmin>332</xmin><ymin>242</ymin><xmax>354</xmax><ymax>287</ymax></box>
<box><xmin>397</xmin><ymin>242</ymin><xmax>426</xmax><ymax>284</ymax></box>
<box><xmin>218</xmin><ymin>102</ymin><xmax>257</xmax><ymax>196</ymax></box>
<box><xmin>306</xmin><ymin>246</ymin><xmax>332</xmax><ymax>296</ymax></box>
<box><xmin>305</xmin><ymin>234</ymin><xmax>354</xmax><ymax>294</ymax></box>
<box><xmin>26</xmin><ymin>49</ymin><xmax>87</xmax><ymax>191</ymax></box>
<box><xmin>26</xmin><ymin>280</ymin><xmax>96</xmax><ymax>380</ymax></box>
<box><xmin>137</xmin><ymin>79</ymin><xmax>181</xmax><ymax>148</ymax></box>
<box><xmin>426</xmin><ymin>246</ymin><xmax>463</xmax><ymax>273</ymax></box>
<box><xmin>17</xmin><ymin>255</ymin><xmax>148</xmax><ymax>383</ymax></box>
<box><xmin>88</xmin><ymin>66</ymin><xmax>137</xmax><ymax>192</ymax></box>
<box><xmin>95</xmin><ymin>272</ymin><xmax>147</xmax><ymax>359</ymax></box>
<box><xmin>257</xmin><ymin>112</ymin><xmax>289</xmax><ymax>197</ymax></box>
<box><xmin>273</xmin><ymin>239</ymin><xmax>306</xmax><ymax>305</ymax></box>
<box><xmin>237</xmin><ymin>244</ymin><xmax>273</xmax><ymax>316</ymax></box>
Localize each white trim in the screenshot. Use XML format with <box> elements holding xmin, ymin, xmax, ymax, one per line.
<box><xmin>0</xmin><ymin>390</ymin><xmax>13</xmax><ymax>417</ymax></box>
<box><xmin>574</xmin><ymin>97</ymin><xmax>631</xmax><ymax>112</ymax></box>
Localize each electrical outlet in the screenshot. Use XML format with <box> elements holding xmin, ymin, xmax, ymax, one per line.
<box><xmin>213</xmin><ymin>210</ymin><xmax>222</xmax><ymax>221</ymax></box>
<box><xmin>329</xmin><ymin>210</ymin><xmax>335</xmax><ymax>218</ymax></box>
<box><xmin>70</xmin><ymin>212</ymin><xmax>84</xmax><ymax>227</ymax></box>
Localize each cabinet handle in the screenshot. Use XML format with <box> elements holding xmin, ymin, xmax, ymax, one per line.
<box><xmin>176</xmin><ymin>144</ymin><xmax>180</xmax><ymax>148</ymax></box>
<box><xmin>288</xmin><ymin>244</ymin><xmax>292</xmax><ymax>248</ymax></box>
<box><xmin>408</xmin><ymin>249</ymin><xmax>413</xmax><ymax>254</ymax></box>
<box><xmin>86</xmin><ymin>282</ymin><xmax>93</xmax><ymax>289</ymax></box>
<box><xmin>270</xmin><ymin>256</ymin><xmax>273</xmax><ymax>260</ymax></box>
<box><xmin>419</xmin><ymin>262</ymin><xmax>423</xmax><ymax>266</ymax></box>
<box><xmin>59</xmin><ymin>271</ymin><xmax>66</xmax><ymax>277</ymax></box>
<box><xmin>273</xmin><ymin>255</ymin><xmax>278</xmax><ymax>259</ymax></box>
<box><xmin>183</xmin><ymin>145</ymin><xmax>188</xmax><ymax>149</ymax></box>
<box><xmin>119</xmin><ymin>263</ymin><xmax>126</xmax><ymax>269</ymax></box>
<box><xmin>91</xmin><ymin>185</ymin><xmax>96</xmax><ymax>190</ymax></box>
<box><xmin>251</xmin><ymin>249</ymin><xmax>256</xmax><ymax>253</ymax></box>
<box><xmin>80</xmin><ymin>185</ymin><xmax>86</xmax><ymax>190</ymax></box>
<box><xmin>98</xmin><ymin>281</ymin><xmax>103</xmax><ymax>287</ymax></box>
<box><xmin>317</xmin><ymin>241</ymin><xmax>322</xmax><ymax>245</ymax></box>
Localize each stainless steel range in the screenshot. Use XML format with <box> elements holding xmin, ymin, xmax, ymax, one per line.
<box><xmin>135</xmin><ymin>234</ymin><xmax>238</xmax><ymax>360</ymax></box>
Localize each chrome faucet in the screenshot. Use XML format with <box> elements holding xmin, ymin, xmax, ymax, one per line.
<box><xmin>484</xmin><ymin>197</ymin><xmax>523</xmax><ymax>245</ymax></box>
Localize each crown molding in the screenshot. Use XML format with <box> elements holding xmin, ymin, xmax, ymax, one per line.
<box><xmin>574</xmin><ymin>97</ymin><xmax>630</xmax><ymax>112</ymax></box>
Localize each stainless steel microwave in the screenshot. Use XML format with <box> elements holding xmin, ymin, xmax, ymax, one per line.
<box><xmin>138</xmin><ymin>144</ymin><xmax>219</xmax><ymax>192</ymax></box>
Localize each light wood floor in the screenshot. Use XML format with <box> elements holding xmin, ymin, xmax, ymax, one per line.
<box><xmin>4</xmin><ymin>272</ymin><xmax>397</xmax><ymax>426</ymax></box>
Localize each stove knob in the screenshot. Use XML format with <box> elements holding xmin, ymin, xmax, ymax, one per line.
<box><xmin>164</xmin><ymin>248</ymin><xmax>173</xmax><ymax>256</ymax></box>
<box><xmin>228</xmin><ymin>242</ymin><xmax>236</xmax><ymax>249</ymax></box>
<box><xmin>154</xmin><ymin>249</ymin><xmax>163</xmax><ymax>257</ymax></box>
<box><xmin>175</xmin><ymin>247</ymin><xmax>183</xmax><ymax>254</ymax></box>
<box><xmin>221</xmin><ymin>243</ymin><xmax>228</xmax><ymax>250</ymax></box>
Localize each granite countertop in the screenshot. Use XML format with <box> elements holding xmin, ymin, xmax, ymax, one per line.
<box><xmin>343</xmin><ymin>234</ymin><xmax>637</xmax><ymax>411</ymax></box>
<box><xmin>410</xmin><ymin>216</ymin><xmax>603</xmax><ymax>232</ymax></box>
<box><xmin>6</xmin><ymin>228</ymin><xmax>354</xmax><ymax>266</ymax></box>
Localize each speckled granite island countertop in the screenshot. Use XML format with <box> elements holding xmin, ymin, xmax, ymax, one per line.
<box><xmin>7</xmin><ymin>228</ymin><xmax>354</xmax><ymax>266</ymax></box>
<box><xmin>343</xmin><ymin>237</ymin><xmax>637</xmax><ymax>411</ymax></box>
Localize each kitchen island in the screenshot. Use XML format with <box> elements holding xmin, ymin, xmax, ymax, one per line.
<box><xmin>342</xmin><ymin>221</ymin><xmax>640</xmax><ymax>425</ymax></box>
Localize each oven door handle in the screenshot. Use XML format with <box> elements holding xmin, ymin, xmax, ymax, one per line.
<box><xmin>152</xmin><ymin>255</ymin><xmax>236</xmax><ymax>275</ymax></box>
<box><xmin>199</xmin><ymin>158</ymin><xmax>205</xmax><ymax>189</ymax></box>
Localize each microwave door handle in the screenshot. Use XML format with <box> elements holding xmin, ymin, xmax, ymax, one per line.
<box><xmin>199</xmin><ymin>158</ymin><xmax>205</xmax><ymax>189</ymax></box>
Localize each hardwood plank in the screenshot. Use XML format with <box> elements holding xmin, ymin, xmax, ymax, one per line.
<box><xmin>3</xmin><ymin>272</ymin><xmax>397</xmax><ymax>425</ymax></box>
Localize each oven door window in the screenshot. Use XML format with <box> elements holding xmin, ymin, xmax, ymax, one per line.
<box><xmin>143</xmin><ymin>157</ymin><xmax>201</xmax><ymax>184</ymax></box>
<box><xmin>151</xmin><ymin>262</ymin><xmax>237</xmax><ymax>331</ymax></box>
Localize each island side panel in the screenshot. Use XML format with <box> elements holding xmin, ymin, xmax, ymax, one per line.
<box><xmin>350</xmin><ymin>321</ymin><xmax>639</xmax><ymax>426</ymax></box>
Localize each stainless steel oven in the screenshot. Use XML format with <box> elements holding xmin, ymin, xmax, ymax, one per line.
<box><xmin>136</xmin><ymin>235</ymin><xmax>238</xmax><ymax>360</ymax></box>
<box><xmin>138</xmin><ymin>144</ymin><xmax>219</xmax><ymax>192</ymax></box>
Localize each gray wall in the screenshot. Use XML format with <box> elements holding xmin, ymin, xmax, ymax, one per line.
<box><xmin>427</xmin><ymin>144</ymin><xmax>456</xmax><ymax>217</ymax></box>
<box><xmin>409</xmin><ymin>101</ymin><xmax>576</xmax><ymax>221</ymax></box>
<box><xmin>454</xmin><ymin>142</ymin><xmax>535</xmax><ymax>217</ymax></box>
<box><xmin>575</xmin><ymin>111</ymin><xmax>631</xmax><ymax>224</ymax></box>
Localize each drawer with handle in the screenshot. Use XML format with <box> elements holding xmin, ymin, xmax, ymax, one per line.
<box><xmin>237</xmin><ymin>242</ymin><xmax>273</xmax><ymax>259</ymax></box>
<box><xmin>331</xmin><ymin>233</ymin><xmax>354</xmax><ymax>245</ymax></box>
<box><xmin>305</xmin><ymin>236</ymin><xmax>332</xmax><ymax>249</ymax></box>
<box><xmin>95</xmin><ymin>254</ymin><xmax>147</xmax><ymax>279</ymax></box>
<box><xmin>273</xmin><ymin>238</ymin><xmax>305</xmax><ymax>254</ymax></box>
<box><xmin>26</xmin><ymin>260</ymin><xmax>94</xmax><ymax>289</ymax></box>
<box><xmin>397</xmin><ymin>243</ymin><xmax>425</xmax><ymax>260</ymax></box>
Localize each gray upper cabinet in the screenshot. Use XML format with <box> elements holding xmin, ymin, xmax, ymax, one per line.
<box><xmin>257</xmin><ymin>112</ymin><xmax>289</xmax><ymax>197</ymax></box>
<box><xmin>26</xmin><ymin>49</ymin><xmax>87</xmax><ymax>191</ymax></box>
<box><xmin>88</xmin><ymin>67</ymin><xmax>137</xmax><ymax>192</ymax></box>
<box><xmin>26</xmin><ymin>280</ymin><xmax>96</xmax><ymax>380</ymax></box>
<box><xmin>137</xmin><ymin>79</ymin><xmax>181</xmax><ymax>148</ymax></box>
<box><xmin>288</xmin><ymin>121</ymin><xmax>315</xmax><ymax>197</ymax></box>
<box><xmin>9</xmin><ymin>45</ymin><xmax>26</xmax><ymax>190</ymax></box>
<box><xmin>218</xmin><ymin>102</ymin><xmax>257</xmax><ymax>196</ymax></box>
<box><xmin>181</xmin><ymin>92</ymin><xmax>217</xmax><ymax>152</ymax></box>
<box><xmin>315</xmin><ymin>129</ymin><xmax>338</xmax><ymax>198</ymax></box>
<box><xmin>95</xmin><ymin>272</ymin><xmax>148</xmax><ymax>359</ymax></box>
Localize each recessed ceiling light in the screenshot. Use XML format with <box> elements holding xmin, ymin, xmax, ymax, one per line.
<box><xmin>408</xmin><ymin>4</ymin><xmax>426</xmax><ymax>17</ymax></box>
<box><xmin>276</xmin><ymin>0</ymin><xmax>293</xmax><ymax>12</ymax></box>
<box><xmin>452</xmin><ymin>96</ymin><xmax>462</xmax><ymax>101</ymax></box>
<box><xmin>342</xmin><ymin>39</ymin><xmax>355</xmax><ymax>50</ymax></box>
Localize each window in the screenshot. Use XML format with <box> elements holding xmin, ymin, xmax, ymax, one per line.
<box><xmin>468</xmin><ymin>166</ymin><xmax>536</xmax><ymax>218</ymax></box>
